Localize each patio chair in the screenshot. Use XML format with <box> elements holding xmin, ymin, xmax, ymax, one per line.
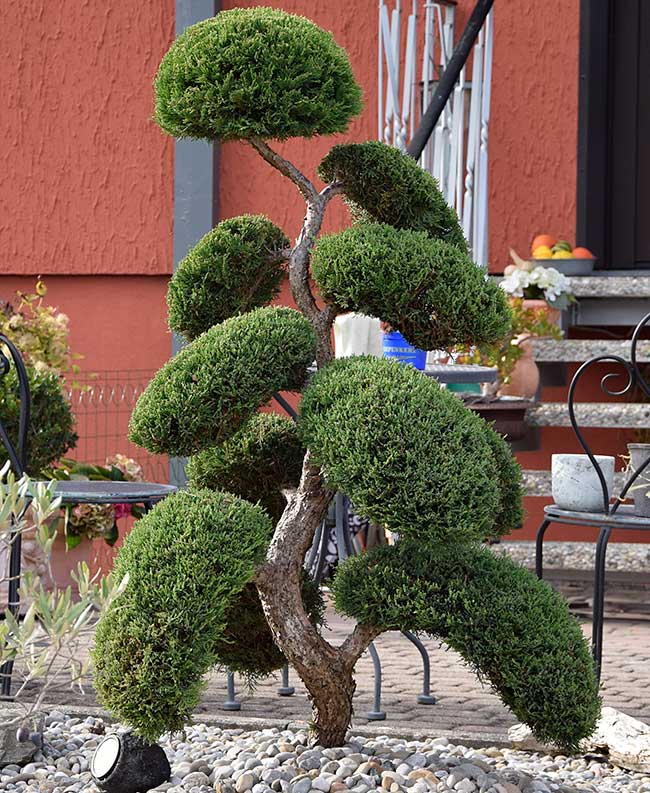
<box><xmin>535</xmin><ymin>312</ymin><xmax>650</xmax><ymax>680</ymax></box>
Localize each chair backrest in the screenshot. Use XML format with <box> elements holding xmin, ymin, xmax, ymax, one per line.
<box><xmin>566</xmin><ymin>311</ymin><xmax>650</xmax><ymax>515</ymax></box>
<box><xmin>0</xmin><ymin>334</ymin><xmax>31</xmax><ymax>476</ymax></box>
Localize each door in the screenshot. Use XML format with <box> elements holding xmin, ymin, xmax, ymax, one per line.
<box><xmin>577</xmin><ymin>0</ymin><xmax>650</xmax><ymax>269</ymax></box>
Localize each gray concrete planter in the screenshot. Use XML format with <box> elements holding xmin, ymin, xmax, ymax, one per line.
<box><xmin>551</xmin><ymin>454</ymin><xmax>615</xmax><ymax>512</ymax></box>
<box><xmin>627</xmin><ymin>443</ymin><xmax>650</xmax><ymax>517</ymax></box>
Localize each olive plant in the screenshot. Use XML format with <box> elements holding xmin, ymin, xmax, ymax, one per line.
<box><xmin>93</xmin><ymin>8</ymin><xmax>600</xmax><ymax>749</ymax></box>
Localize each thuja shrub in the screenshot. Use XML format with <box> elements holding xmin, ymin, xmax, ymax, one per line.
<box><xmin>92</xmin><ymin>489</ymin><xmax>272</xmax><ymax>741</ymax></box>
<box><xmin>0</xmin><ymin>367</ymin><xmax>77</xmax><ymax>474</ymax></box>
<box><xmin>154</xmin><ymin>7</ymin><xmax>363</xmax><ymax>142</ymax></box>
<box><xmin>214</xmin><ymin>575</ymin><xmax>324</xmax><ymax>681</ymax></box>
<box><xmin>168</xmin><ymin>215</ymin><xmax>290</xmax><ymax>342</ymax></box>
<box><xmin>187</xmin><ymin>412</ymin><xmax>305</xmax><ymax>523</ymax></box>
<box><xmin>300</xmin><ymin>356</ymin><xmax>522</xmax><ymax>543</ymax></box>
<box><xmin>311</xmin><ymin>223</ymin><xmax>511</xmax><ymax>350</ymax></box>
<box><xmin>129</xmin><ymin>307</ymin><xmax>316</xmax><ymax>456</ymax></box>
<box><xmin>318</xmin><ymin>141</ymin><xmax>467</xmax><ymax>251</ymax></box>
<box><xmin>484</xmin><ymin>429</ymin><xmax>525</xmax><ymax>535</ymax></box>
<box><xmin>333</xmin><ymin>541</ymin><xmax>600</xmax><ymax>751</ymax></box>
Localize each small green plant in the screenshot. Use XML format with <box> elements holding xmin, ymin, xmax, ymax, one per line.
<box><xmin>458</xmin><ymin>297</ymin><xmax>562</xmax><ymax>394</ymax></box>
<box><xmin>0</xmin><ymin>464</ymin><xmax>127</xmax><ymax>745</ymax></box>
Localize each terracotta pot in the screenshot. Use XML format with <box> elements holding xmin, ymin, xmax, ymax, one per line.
<box><xmin>522</xmin><ymin>298</ymin><xmax>561</xmax><ymax>325</ymax></box>
<box><xmin>48</xmin><ymin>531</ymin><xmax>95</xmax><ymax>594</ymax></box>
<box><xmin>498</xmin><ymin>337</ymin><xmax>540</xmax><ymax>399</ymax></box>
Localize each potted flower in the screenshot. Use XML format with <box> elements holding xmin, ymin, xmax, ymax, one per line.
<box><xmin>40</xmin><ymin>454</ymin><xmax>145</xmax><ymax>590</ymax></box>
<box><xmin>501</xmin><ymin>248</ymin><xmax>574</xmax><ymax>318</ymax></box>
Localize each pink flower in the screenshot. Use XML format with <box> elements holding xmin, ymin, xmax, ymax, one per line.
<box><xmin>113</xmin><ymin>503</ymin><xmax>132</xmax><ymax>521</ymax></box>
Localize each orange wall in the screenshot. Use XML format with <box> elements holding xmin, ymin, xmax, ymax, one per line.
<box><xmin>0</xmin><ymin>1</ymin><xmax>175</xmax><ymax>277</ymax></box>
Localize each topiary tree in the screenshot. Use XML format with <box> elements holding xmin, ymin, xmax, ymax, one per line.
<box><xmin>93</xmin><ymin>6</ymin><xmax>600</xmax><ymax>753</ymax></box>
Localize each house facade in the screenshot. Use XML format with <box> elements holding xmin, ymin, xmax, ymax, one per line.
<box><xmin>2</xmin><ymin>1</ymin><xmax>648</xmax><ymax>544</ymax></box>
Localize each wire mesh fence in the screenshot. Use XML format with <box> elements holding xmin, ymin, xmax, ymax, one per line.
<box><xmin>67</xmin><ymin>370</ymin><xmax>186</xmax><ymax>485</ymax></box>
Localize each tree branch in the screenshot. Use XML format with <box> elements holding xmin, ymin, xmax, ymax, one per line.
<box><xmin>339</xmin><ymin>622</ymin><xmax>383</xmax><ymax>668</ymax></box>
<box><xmin>249</xmin><ymin>137</ymin><xmax>318</xmax><ymax>203</ymax></box>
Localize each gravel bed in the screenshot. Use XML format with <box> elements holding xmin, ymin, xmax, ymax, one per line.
<box><xmin>3</xmin><ymin>711</ymin><xmax>650</xmax><ymax>793</ymax></box>
<box><xmin>494</xmin><ymin>541</ymin><xmax>650</xmax><ymax>573</ymax></box>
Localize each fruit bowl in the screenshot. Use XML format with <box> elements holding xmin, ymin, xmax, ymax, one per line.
<box><xmin>534</xmin><ymin>258</ymin><xmax>596</xmax><ymax>276</ymax></box>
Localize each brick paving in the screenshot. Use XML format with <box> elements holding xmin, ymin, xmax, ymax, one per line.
<box><xmin>50</xmin><ymin>604</ymin><xmax>650</xmax><ymax>742</ymax></box>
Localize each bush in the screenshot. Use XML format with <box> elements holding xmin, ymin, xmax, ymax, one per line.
<box><xmin>214</xmin><ymin>575</ymin><xmax>324</xmax><ymax>681</ymax></box>
<box><xmin>129</xmin><ymin>307</ymin><xmax>316</xmax><ymax>456</ymax></box>
<box><xmin>483</xmin><ymin>429</ymin><xmax>525</xmax><ymax>536</ymax></box>
<box><xmin>318</xmin><ymin>142</ymin><xmax>467</xmax><ymax>250</ymax></box>
<box><xmin>311</xmin><ymin>223</ymin><xmax>511</xmax><ymax>351</ymax></box>
<box><xmin>187</xmin><ymin>412</ymin><xmax>305</xmax><ymax>524</ymax></box>
<box><xmin>168</xmin><ymin>215</ymin><xmax>290</xmax><ymax>341</ymax></box>
<box><xmin>300</xmin><ymin>356</ymin><xmax>523</xmax><ymax>544</ymax></box>
<box><xmin>154</xmin><ymin>8</ymin><xmax>363</xmax><ymax>142</ymax></box>
<box><xmin>92</xmin><ymin>489</ymin><xmax>272</xmax><ymax>741</ymax></box>
<box><xmin>333</xmin><ymin>541</ymin><xmax>601</xmax><ymax>751</ymax></box>
<box><xmin>0</xmin><ymin>366</ymin><xmax>77</xmax><ymax>475</ymax></box>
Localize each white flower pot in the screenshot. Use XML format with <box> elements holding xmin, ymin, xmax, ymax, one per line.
<box><xmin>551</xmin><ymin>454</ymin><xmax>615</xmax><ymax>513</ymax></box>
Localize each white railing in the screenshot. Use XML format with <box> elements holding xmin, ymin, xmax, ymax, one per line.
<box><xmin>378</xmin><ymin>1</ymin><xmax>493</xmax><ymax>268</ymax></box>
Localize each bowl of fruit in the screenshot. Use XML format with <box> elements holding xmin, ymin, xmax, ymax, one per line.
<box><xmin>530</xmin><ymin>234</ymin><xmax>596</xmax><ymax>276</ymax></box>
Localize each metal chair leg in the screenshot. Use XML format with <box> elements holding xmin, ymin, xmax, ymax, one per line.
<box><xmin>1</xmin><ymin>525</ymin><xmax>22</xmax><ymax>698</ymax></box>
<box><xmin>222</xmin><ymin>670</ymin><xmax>241</xmax><ymax>711</ymax></box>
<box><xmin>535</xmin><ymin>518</ymin><xmax>552</xmax><ymax>579</ymax></box>
<box><xmin>403</xmin><ymin>631</ymin><xmax>436</xmax><ymax>705</ymax></box>
<box><xmin>277</xmin><ymin>663</ymin><xmax>294</xmax><ymax>696</ymax></box>
<box><xmin>366</xmin><ymin>642</ymin><xmax>386</xmax><ymax>720</ymax></box>
<box><xmin>592</xmin><ymin>525</ymin><xmax>612</xmax><ymax>681</ymax></box>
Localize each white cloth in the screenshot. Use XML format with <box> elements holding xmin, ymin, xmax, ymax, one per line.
<box><xmin>333</xmin><ymin>313</ymin><xmax>382</xmax><ymax>359</ymax></box>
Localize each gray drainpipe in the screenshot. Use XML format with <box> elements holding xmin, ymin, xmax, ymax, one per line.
<box><xmin>170</xmin><ymin>0</ymin><xmax>221</xmax><ymax>486</ymax></box>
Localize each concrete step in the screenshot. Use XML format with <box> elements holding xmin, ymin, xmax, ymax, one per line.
<box><xmin>522</xmin><ymin>469</ymin><xmax>626</xmax><ymax>498</ymax></box>
<box><xmin>568</xmin><ymin>275</ymin><xmax>650</xmax><ymax>298</ymax></box>
<box><xmin>530</xmin><ymin>338</ymin><xmax>650</xmax><ymax>363</ymax></box>
<box><xmin>526</xmin><ymin>401</ymin><xmax>650</xmax><ymax>428</ymax></box>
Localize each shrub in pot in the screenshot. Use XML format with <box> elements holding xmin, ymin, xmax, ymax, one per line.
<box><xmin>92</xmin><ymin>6</ymin><xmax>601</xmax><ymax>754</ymax></box>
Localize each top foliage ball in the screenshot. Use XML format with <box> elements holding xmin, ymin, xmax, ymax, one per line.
<box><xmin>154</xmin><ymin>7</ymin><xmax>363</xmax><ymax>142</ymax></box>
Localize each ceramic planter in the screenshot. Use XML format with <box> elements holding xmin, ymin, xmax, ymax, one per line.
<box><xmin>497</xmin><ymin>337</ymin><xmax>539</xmax><ymax>399</ymax></box>
<box><xmin>551</xmin><ymin>454</ymin><xmax>615</xmax><ymax>513</ymax></box>
<box><xmin>626</xmin><ymin>443</ymin><xmax>650</xmax><ymax>517</ymax></box>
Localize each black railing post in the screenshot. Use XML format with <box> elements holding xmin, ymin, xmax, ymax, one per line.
<box><xmin>406</xmin><ymin>0</ymin><xmax>495</xmax><ymax>160</ymax></box>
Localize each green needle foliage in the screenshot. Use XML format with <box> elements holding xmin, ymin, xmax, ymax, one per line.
<box><xmin>311</xmin><ymin>223</ymin><xmax>511</xmax><ymax>350</ymax></box>
<box><xmin>333</xmin><ymin>541</ymin><xmax>601</xmax><ymax>751</ymax></box>
<box><xmin>92</xmin><ymin>489</ymin><xmax>272</xmax><ymax>742</ymax></box>
<box><xmin>129</xmin><ymin>307</ymin><xmax>316</xmax><ymax>456</ymax></box>
<box><xmin>154</xmin><ymin>7</ymin><xmax>363</xmax><ymax>142</ymax></box>
<box><xmin>187</xmin><ymin>412</ymin><xmax>305</xmax><ymax>524</ymax></box>
<box><xmin>300</xmin><ymin>356</ymin><xmax>522</xmax><ymax>543</ymax></box>
<box><xmin>168</xmin><ymin>215</ymin><xmax>290</xmax><ymax>341</ymax></box>
<box><xmin>0</xmin><ymin>367</ymin><xmax>77</xmax><ymax>475</ymax></box>
<box><xmin>214</xmin><ymin>575</ymin><xmax>325</xmax><ymax>681</ymax></box>
<box><xmin>318</xmin><ymin>141</ymin><xmax>467</xmax><ymax>251</ymax></box>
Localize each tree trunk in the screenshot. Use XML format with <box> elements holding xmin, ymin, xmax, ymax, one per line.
<box><xmin>306</xmin><ymin>661</ymin><xmax>356</xmax><ymax>747</ymax></box>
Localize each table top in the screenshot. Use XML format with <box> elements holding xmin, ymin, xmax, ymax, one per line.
<box><xmin>43</xmin><ymin>481</ymin><xmax>177</xmax><ymax>505</ymax></box>
<box><xmin>545</xmin><ymin>503</ymin><xmax>650</xmax><ymax>529</ymax></box>
<box><xmin>425</xmin><ymin>364</ymin><xmax>498</xmax><ymax>384</ymax></box>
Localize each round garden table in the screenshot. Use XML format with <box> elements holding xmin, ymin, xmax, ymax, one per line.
<box><xmin>1</xmin><ymin>480</ymin><xmax>177</xmax><ymax>698</ymax></box>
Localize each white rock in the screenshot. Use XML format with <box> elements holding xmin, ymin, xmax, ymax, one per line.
<box><xmin>583</xmin><ymin>706</ymin><xmax>650</xmax><ymax>773</ymax></box>
<box><xmin>0</xmin><ymin>707</ymin><xmax>37</xmax><ymax>767</ymax></box>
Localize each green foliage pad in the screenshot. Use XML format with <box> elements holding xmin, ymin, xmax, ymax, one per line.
<box><xmin>318</xmin><ymin>141</ymin><xmax>467</xmax><ymax>251</ymax></box>
<box><xmin>214</xmin><ymin>575</ymin><xmax>324</xmax><ymax>681</ymax></box>
<box><xmin>92</xmin><ymin>489</ymin><xmax>273</xmax><ymax>741</ymax></box>
<box><xmin>333</xmin><ymin>541</ymin><xmax>601</xmax><ymax>751</ymax></box>
<box><xmin>154</xmin><ymin>7</ymin><xmax>363</xmax><ymax>142</ymax></box>
<box><xmin>300</xmin><ymin>356</ymin><xmax>523</xmax><ymax>544</ymax></box>
<box><xmin>129</xmin><ymin>307</ymin><xmax>316</xmax><ymax>456</ymax></box>
<box><xmin>168</xmin><ymin>215</ymin><xmax>289</xmax><ymax>341</ymax></box>
<box><xmin>0</xmin><ymin>367</ymin><xmax>77</xmax><ymax>475</ymax></box>
<box><xmin>187</xmin><ymin>412</ymin><xmax>305</xmax><ymax>524</ymax></box>
<box><xmin>311</xmin><ymin>223</ymin><xmax>511</xmax><ymax>351</ymax></box>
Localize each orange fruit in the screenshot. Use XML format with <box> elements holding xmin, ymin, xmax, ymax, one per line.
<box><xmin>572</xmin><ymin>246</ymin><xmax>594</xmax><ymax>259</ymax></box>
<box><xmin>531</xmin><ymin>234</ymin><xmax>556</xmax><ymax>252</ymax></box>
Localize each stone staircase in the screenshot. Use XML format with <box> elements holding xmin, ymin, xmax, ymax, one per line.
<box><xmin>520</xmin><ymin>275</ymin><xmax>650</xmax><ymax>498</ymax></box>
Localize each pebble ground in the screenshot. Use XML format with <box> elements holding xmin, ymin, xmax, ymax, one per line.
<box><xmin>3</xmin><ymin>712</ymin><xmax>650</xmax><ymax>793</ymax></box>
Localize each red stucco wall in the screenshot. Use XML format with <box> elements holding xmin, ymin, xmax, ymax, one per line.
<box><xmin>0</xmin><ymin>1</ymin><xmax>175</xmax><ymax>276</ymax></box>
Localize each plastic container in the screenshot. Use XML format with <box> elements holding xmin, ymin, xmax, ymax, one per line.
<box><xmin>382</xmin><ymin>330</ymin><xmax>426</xmax><ymax>370</ymax></box>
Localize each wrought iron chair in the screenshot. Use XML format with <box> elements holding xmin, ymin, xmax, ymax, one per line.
<box><xmin>535</xmin><ymin>312</ymin><xmax>650</xmax><ymax>680</ymax></box>
<box><xmin>0</xmin><ymin>333</ymin><xmax>32</xmax><ymax>697</ymax></box>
